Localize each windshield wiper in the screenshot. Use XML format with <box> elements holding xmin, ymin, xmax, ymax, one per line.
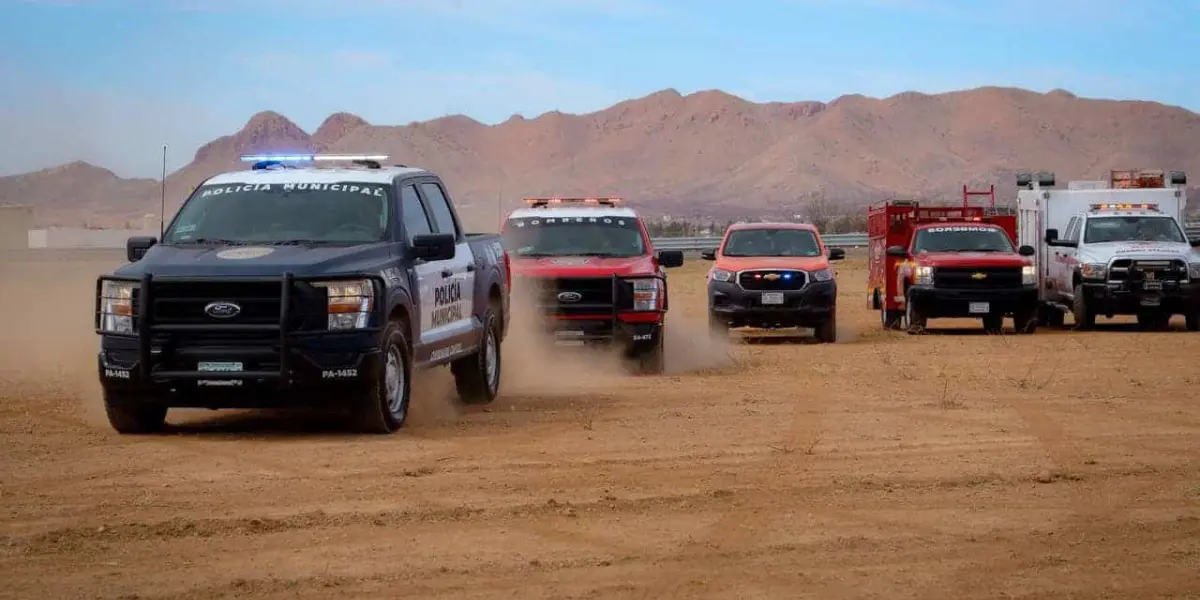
<box><xmin>270</xmin><ymin>239</ymin><xmax>328</xmax><ymax>246</ymax></box>
<box><xmin>191</xmin><ymin>238</ymin><xmax>247</xmax><ymax>246</ymax></box>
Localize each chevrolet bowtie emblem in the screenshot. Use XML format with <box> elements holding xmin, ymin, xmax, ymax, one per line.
<box><xmin>971</xmin><ymin>272</ymin><xmax>987</xmax><ymax>279</ymax></box>
<box><xmin>763</xmin><ymin>273</ymin><xmax>781</xmax><ymax>281</ymax></box>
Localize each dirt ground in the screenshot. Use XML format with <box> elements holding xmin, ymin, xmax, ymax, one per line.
<box><xmin>2</xmin><ymin>248</ymin><xmax>1199</xmax><ymax>600</ymax></box>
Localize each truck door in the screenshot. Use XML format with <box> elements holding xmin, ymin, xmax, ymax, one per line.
<box><xmin>416</xmin><ymin>181</ymin><xmax>477</xmax><ymax>350</ymax></box>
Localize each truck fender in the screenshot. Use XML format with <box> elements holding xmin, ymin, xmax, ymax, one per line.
<box><xmin>384</xmin><ymin>285</ymin><xmax>418</xmax><ymax>343</ymax></box>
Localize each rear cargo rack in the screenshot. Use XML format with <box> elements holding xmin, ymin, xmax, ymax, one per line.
<box><xmin>95</xmin><ymin>272</ymin><xmax>387</xmax><ymax>386</ymax></box>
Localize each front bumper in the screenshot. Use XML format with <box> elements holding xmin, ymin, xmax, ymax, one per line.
<box><xmin>708</xmin><ymin>279</ymin><xmax>836</xmax><ymax>328</ymax></box>
<box><xmin>95</xmin><ymin>272</ymin><xmax>387</xmax><ymax>409</ymax></box>
<box><xmin>1080</xmin><ymin>279</ymin><xmax>1200</xmax><ymax>315</ymax></box>
<box><xmin>538</xmin><ymin>316</ymin><xmax>662</xmax><ymax>356</ymax></box>
<box><xmin>907</xmin><ymin>284</ymin><xmax>1038</xmax><ymax>318</ymax></box>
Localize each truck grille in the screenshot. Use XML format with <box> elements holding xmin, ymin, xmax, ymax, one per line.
<box><xmin>737</xmin><ymin>270</ymin><xmax>808</xmax><ymax>291</ymax></box>
<box><xmin>1108</xmin><ymin>259</ymin><xmax>1188</xmax><ymax>283</ymax></box>
<box><xmin>934</xmin><ymin>267</ymin><xmax>1023</xmax><ymax>289</ymax></box>
<box><xmin>147</xmin><ymin>280</ymin><xmax>326</xmax><ymax>340</ymax></box>
<box><xmin>532</xmin><ymin>276</ymin><xmax>626</xmax><ymax>317</ymax></box>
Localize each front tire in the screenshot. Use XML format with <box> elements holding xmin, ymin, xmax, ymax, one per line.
<box><xmin>1136</xmin><ymin>311</ymin><xmax>1171</xmax><ymax>332</ymax></box>
<box><xmin>1186</xmin><ymin>312</ymin><xmax>1200</xmax><ymax>332</ymax></box>
<box><xmin>349</xmin><ymin>319</ymin><xmax>412</xmax><ymax>434</ymax></box>
<box><xmin>631</xmin><ymin>327</ymin><xmax>667</xmax><ymax>375</ymax></box>
<box><xmin>708</xmin><ymin>312</ymin><xmax>729</xmax><ymax>341</ymax></box>
<box><xmin>103</xmin><ymin>390</ymin><xmax>167</xmax><ymax>434</ymax></box>
<box><xmin>1012</xmin><ymin>308</ymin><xmax>1038</xmax><ymax>334</ymax></box>
<box><xmin>1072</xmin><ymin>284</ymin><xmax>1095</xmax><ymax>330</ymax></box>
<box><xmin>905</xmin><ymin>290</ymin><xmax>927</xmax><ymax>334</ymax></box>
<box><xmin>982</xmin><ymin>315</ymin><xmax>1004</xmax><ymax>334</ymax></box>
<box><xmin>814</xmin><ymin>307</ymin><xmax>837</xmax><ymax>343</ymax></box>
<box><xmin>451</xmin><ymin>302</ymin><xmax>503</xmax><ymax>405</ymax></box>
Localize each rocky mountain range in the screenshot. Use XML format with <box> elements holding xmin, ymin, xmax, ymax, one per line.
<box><xmin>3</xmin><ymin>85</ymin><xmax>1199</xmax><ymax>231</ymax></box>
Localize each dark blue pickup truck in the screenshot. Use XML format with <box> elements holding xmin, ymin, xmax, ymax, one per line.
<box><xmin>95</xmin><ymin>155</ymin><xmax>511</xmax><ymax>434</ymax></box>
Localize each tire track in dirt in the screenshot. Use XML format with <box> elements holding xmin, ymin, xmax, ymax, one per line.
<box><xmin>920</xmin><ymin>385</ymin><xmax>1193</xmax><ymax>598</ymax></box>
<box><xmin>632</xmin><ymin>354</ymin><xmax>841</xmax><ymax>600</ymax></box>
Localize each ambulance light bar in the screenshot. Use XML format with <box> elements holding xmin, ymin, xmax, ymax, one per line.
<box><xmin>1090</xmin><ymin>203</ymin><xmax>1159</xmax><ymax>211</ymax></box>
<box><xmin>523</xmin><ymin>197</ymin><xmax>623</xmax><ymax>208</ymax></box>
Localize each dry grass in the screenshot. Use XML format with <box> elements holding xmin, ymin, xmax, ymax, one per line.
<box><xmin>1</xmin><ymin>248</ymin><xmax>1198</xmax><ymax>600</ymax></box>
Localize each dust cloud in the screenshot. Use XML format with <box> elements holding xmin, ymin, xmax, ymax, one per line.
<box><xmin>0</xmin><ymin>250</ymin><xmax>732</xmax><ymax>432</ymax></box>
<box><xmin>0</xmin><ymin>251</ymin><xmax>113</xmax><ymax>429</ymax></box>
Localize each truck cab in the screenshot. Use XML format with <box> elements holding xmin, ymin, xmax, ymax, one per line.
<box><xmin>95</xmin><ymin>154</ymin><xmax>511</xmax><ymax>435</ymax></box>
<box><xmin>868</xmin><ymin>186</ymin><xmax>1040</xmax><ymax>334</ymax></box>
<box><xmin>1017</xmin><ymin>168</ymin><xmax>1200</xmax><ymax>330</ymax></box>
<box><xmin>499</xmin><ymin>197</ymin><xmax>683</xmax><ymax>374</ymax></box>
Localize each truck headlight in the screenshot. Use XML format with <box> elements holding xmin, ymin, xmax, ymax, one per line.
<box><xmin>313</xmin><ymin>279</ymin><xmax>374</xmax><ymax>330</ymax></box>
<box><xmin>810</xmin><ymin>268</ymin><xmax>833</xmax><ymax>282</ymax></box>
<box><xmin>631</xmin><ymin>278</ymin><xmax>662</xmax><ymax>311</ymax></box>
<box><xmin>1189</xmin><ymin>263</ymin><xmax>1200</xmax><ymax>279</ymax></box>
<box><xmin>99</xmin><ymin>280</ymin><xmax>137</xmax><ymax>334</ymax></box>
<box><xmin>1080</xmin><ymin>263</ymin><xmax>1107</xmax><ymax>280</ymax></box>
<box><xmin>1022</xmin><ymin>265</ymin><xmax>1036</xmax><ymax>285</ymax></box>
<box><xmin>914</xmin><ymin>266</ymin><xmax>933</xmax><ymax>285</ymax></box>
<box><xmin>710</xmin><ymin>268</ymin><xmax>734</xmax><ymax>283</ymax></box>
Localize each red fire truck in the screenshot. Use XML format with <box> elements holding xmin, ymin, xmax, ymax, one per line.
<box><xmin>867</xmin><ymin>185</ymin><xmax>1040</xmax><ymax>334</ymax></box>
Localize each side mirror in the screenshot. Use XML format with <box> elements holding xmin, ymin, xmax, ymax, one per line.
<box><xmin>828</xmin><ymin>247</ymin><xmax>845</xmax><ymax>261</ymax></box>
<box><xmin>1017</xmin><ymin>244</ymin><xmax>1036</xmax><ymax>256</ymax></box>
<box><xmin>410</xmin><ymin>233</ymin><xmax>456</xmax><ymax>261</ymax></box>
<box><xmin>1044</xmin><ymin>229</ymin><xmax>1059</xmax><ymax>244</ymax></box>
<box><xmin>658</xmin><ymin>249</ymin><xmax>684</xmax><ymax>268</ymax></box>
<box><xmin>885</xmin><ymin>245</ymin><xmax>908</xmax><ymax>258</ymax></box>
<box><xmin>700</xmin><ymin>249</ymin><xmax>716</xmax><ymax>261</ymax></box>
<box><xmin>126</xmin><ymin>235</ymin><xmax>157</xmax><ymax>262</ymax></box>
<box><xmin>1189</xmin><ymin>239</ymin><xmax>1200</xmax><ymax>247</ymax></box>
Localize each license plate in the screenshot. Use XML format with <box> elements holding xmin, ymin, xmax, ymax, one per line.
<box><xmin>762</xmin><ymin>292</ymin><xmax>784</xmax><ymax>305</ymax></box>
<box><xmin>1140</xmin><ymin>296</ymin><xmax>1161</xmax><ymax>307</ymax></box>
<box><xmin>197</xmin><ymin>361</ymin><xmax>243</xmax><ymax>372</ymax></box>
<box><xmin>1144</xmin><ymin>281</ymin><xmax>1163</xmax><ymax>290</ymax></box>
<box><xmin>554</xmin><ymin>331</ymin><xmax>585</xmax><ymax>346</ymax></box>
<box><xmin>968</xmin><ymin>302</ymin><xmax>990</xmax><ymax>314</ymax></box>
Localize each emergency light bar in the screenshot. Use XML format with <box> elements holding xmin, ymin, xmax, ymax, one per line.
<box><xmin>523</xmin><ymin>197</ymin><xmax>624</xmax><ymax>208</ymax></box>
<box><xmin>239</xmin><ymin>153</ymin><xmax>390</xmax><ymax>163</ymax></box>
<box><xmin>240</xmin><ymin>153</ymin><xmax>390</xmax><ymax>171</ymax></box>
<box><xmin>1090</xmin><ymin>203</ymin><xmax>1159</xmax><ymax>211</ymax></box>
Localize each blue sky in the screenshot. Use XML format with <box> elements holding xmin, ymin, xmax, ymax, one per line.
<box><xmin>0</xmin><ymin>0</ymin><xmax>1195</xmax><ymax>178</ymax></box>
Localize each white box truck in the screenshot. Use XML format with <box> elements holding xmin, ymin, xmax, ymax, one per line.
<box><xmin>1016</xmin><ymin>168</ymin><xmax>1200</xmax><ymax>331</ymax></box>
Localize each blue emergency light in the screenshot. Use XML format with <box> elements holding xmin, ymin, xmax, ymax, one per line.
<box><xmin>240</xmin><ymin>153</ymin><xmax>390</xmax><ymax>170</ymax></box>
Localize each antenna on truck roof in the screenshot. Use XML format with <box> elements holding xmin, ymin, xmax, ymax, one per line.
<box><xmin>159</xmin><ymin>144</ymin><xmax>167</xmax><ymax>238</ymax></box>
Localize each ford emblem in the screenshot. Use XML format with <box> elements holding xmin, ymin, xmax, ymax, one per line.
<box><xmin>557</xmin><ymin>291</ymin><xmax>583</xmax><ymax>303</ymax></box>
<box><xmin>204</xmin><ymin>300</ymin><xmax>242</xmax><ymax>319</ymax></box>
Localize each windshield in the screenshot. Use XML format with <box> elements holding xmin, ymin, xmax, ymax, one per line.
<box><xmin>912</xmin><ymin>226</ymin><xmax>1014</xmax><ymax>253</ymax></box>
<box><xmin>162</xmin><ymin>182</ymin><xmax>390</xmax><ymax>244</ymax></box>
<box><xmin>502</xmin><ymin>215</ymin><xmax>646</xmax><ymax>258</ymax></box>
<box><xmin>721</xmin><ymin>228</ymin><xmax>821</xmax><ymax>257</ymax></box>
<box><xmin>1083</xmin><ymin>216</ymin><xmax>1186</xmax><ymax>244</ymax></box>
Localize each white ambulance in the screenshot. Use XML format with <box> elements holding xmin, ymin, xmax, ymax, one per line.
<box><xmin>1016</xmin><ymin>169</ymin><xmax>1200</xmax><ymax>330</ymax></box>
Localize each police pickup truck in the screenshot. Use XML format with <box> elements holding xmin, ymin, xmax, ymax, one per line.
<box><xmin>95</xmin><ymin>154</ymin><xmax>511</xmax><ymax>434</ymax></box>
